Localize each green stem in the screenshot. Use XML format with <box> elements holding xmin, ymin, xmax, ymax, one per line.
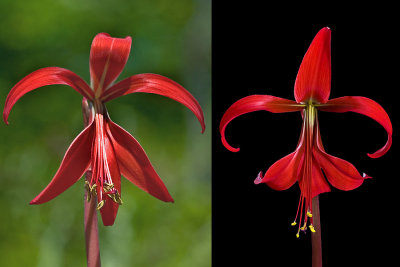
<box><xmin>312</xmin><ymin>196</ymin><xmax>322</xmax><ymax>267</ymax></box>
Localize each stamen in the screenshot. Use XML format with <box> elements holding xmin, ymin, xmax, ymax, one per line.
<box><xmin>96</xmin><ymin>200</ymin><xmax>105</xmax><ymax>210</ymax></box>
<box><xmin>291</xmin><ymin>222</ymin><xmax>297</xmax><ymax>226</ymax></box>
<box><xmin>307</xmin><ymin>211</ymin><xmax>313</xmax><ymax>218</ymax></box>
<box><xmin>309</xmin><ymin>225</ymin><xmax>316</xmax><ymax>233</ymax></box>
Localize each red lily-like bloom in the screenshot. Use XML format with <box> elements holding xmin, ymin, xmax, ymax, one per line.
<box><xmin>220</xmin><ymin>27</ymin><xmax>391</xmax><ymax>236</ymax></box>
<box><xmin>4</xmin><ymin>33</ymin><xmax>205</xmax><ymax>226</ymax></box>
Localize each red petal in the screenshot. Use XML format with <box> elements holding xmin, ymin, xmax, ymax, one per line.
<box><xmin>318</xmin><ymin>96</ymin><xmax>392</xmax><ymax>158</ymax></box>
<box><xmin>3</xmin><ymin>67</ymin><xmax>93</xmax><ymax>124</ymax></box>
<box><xmin>30</xmin><ymin>122</ymin><xmax>95</xmax><ymax>204</ymax></box>
<box><xmin>99</xmin><ymin>130</ymin><xmax>121</xmax><ymax>226</ymax></box>
<box><xmin>106</xmin><ymin>120</ymin><xmax>174</xmax><ymax>203</ymax></box>
<box><xmin>90</xmin><ymin>33</ymin><xmax>132</xmax><ymax>94</ymax></box>
<box><xmin>310</xmin><ymin>154</ymin><xmax>331</xmax><ymax>198</ymax></box>
<box><xmin>314</xmin><ymin>149</ymin><xmax>368</xmax><ymax>191</ymax></box>
<box><xmin>101</xmin><ymin>73</ymin><xmax>205</xmax><ymax>133</ymax></box>
<box><xmin>256</xmin><ymin>150</ymin><xmax>303</xmax><ymax>190</ymax></box>
<box><xmin>219</xmin><ymin>95</ymin><xmax>304</xmax><ymax>152</ymax></box>
<box><xmin>294</xmin><ymin>27</ymin><xmax>331</xmax><ymax>104</ymax></box>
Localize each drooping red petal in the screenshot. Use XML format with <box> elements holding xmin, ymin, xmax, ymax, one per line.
<box><xmin>90</xmin><ymin>33</ymin><xmax>132</xmax><ymax>94</ymax></box>
<box><xmin>255</xmin><ymin>149</ymin><xmax>304</xmax><ymax>190</ymax></box>
<box><xmin>30</xmin><ymin>121</ymin><xmax>95</xmax><ymax>204</ymax></box>
<box><xmin>219</xmin><ymin>95</ymin><xmax>304</xmax><ymax>152</ymax></box>
<box><xmin>310</xmin><ymin>154</ymin><xmax>331</xmax><ymax>198</ymax></box>
<box><xmin>98</xmin><ymin>131</ymin><xmax>121</xmax><ymax>226</ymax></box>
<box><xmin>318</xmin><ymin>96</ymin><xmax>392</xmax><ymax>158</ymax></box>
<box><xmin>3</xmin><ymin>67</ymin><xmax>93</xmax><ymax>124</ymax></box>
<box><xmin>314</xmin><ymin>149</ymin><xmax>369</xmax><ymax>191</ymax></box>
<box><xmin>101</xmin><ymin>73</ymin><xmax>205</xmax><ymax>133</ymax></box>
<box><xmin>106</xmin><ymin>119</ymin><xmax>174</xmax><ymax>203</ymax></box>
<box><xmin>294</xmin><ymin>27</ymin><xmax>331</xmax><ymax>104</ymax></box>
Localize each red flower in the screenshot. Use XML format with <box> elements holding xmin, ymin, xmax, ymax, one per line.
<box><xmin>219</xmin><ymin>27</ymin><xmax>391</xmax><ymax>236</ymax></box>
<box><xmin>4</xmin><ymin>33</ymin><xmax>205</xmax><ymax>226</ymax></box>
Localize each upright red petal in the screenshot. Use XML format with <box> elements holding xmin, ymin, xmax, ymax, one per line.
<box><xmin>294</xmin><ymin>27</ymin><xmax>331</xmax><ymax>104</ymax></box>
<box><xmin>106</xmin><ymin>120</ymin><xmax>174</xmax><ymax>203</ymax></box>
<box><xmin>30</xmin><ymin>121</ymin><xmax>95</xmax><ymax>204</ymax></box>
<box><xmin>101</xmin><ymin>73</ymin><xmax>205</xmax><ymax>132</ymax></box>
<box><xmin>3</xmin><ymin>67</ymin><xmax>93</xmax><ymax>124</ymax></box>
<box><xmin>99</xmin><ymin>131</ymin><xmax>121</xmax><ymax>226</ymax></box>
<box><xmin>318</xmin><ymin>96</ymin><xmax>392</xmax><ymax>158</ymax></box>
<box><xmin>90</xmin><ymin>33</ymin><xmax>132</xmax><ymax>94</ymax></box>
<box><xmin>219</xmin><ymin>95</ymin><xmax>304</xmax><ymax>152</ymax></box>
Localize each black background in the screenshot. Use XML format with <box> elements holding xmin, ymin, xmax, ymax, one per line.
<box><xmin>212</xmin><ymin>4</ymin><xmax>398</xmax><ymax>267</ymax></box>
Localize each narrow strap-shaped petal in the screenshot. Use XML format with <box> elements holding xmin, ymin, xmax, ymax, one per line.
<box><xmin>106</xmin><ymin>119</ymin><xmax>174</xmax><ymax>203</ymax></box>
<box><xmin>101</xmin><ymin>73</ymin><xmax>205</xmax><ymax>133</ymax></box>
<box><xmin>313</xmin><ymin>149</ymin><xmax>370</xmax><ymax>191</ymax></box>
<box><xmin>220</xmin><ymin>95</ymin><xmax>304</xmax><ymax>152</ymax></box>
<box><xmin>294</xmin><ymin>27</ymin><xmax>331</xmax><ymax>104</ymax></box>
<box><xmin>318</xmin><ymin>96</ymin><xmax>392</xmax><ymax>158</ymax></box>
<box><xmin>30</xmin><ymin>121</ymin><xmax>95</xmax><ymax>204</ymax></box>
<box><xmin>98</xmin><ymin>131</ymin><xmax>121</xmax><ymax>226</ymax></box>
<box><xmin>90</xmin><ymin>33</ymin><xmax>132</xmax><ymax>95</ymax></box>
<box><xmin>3</xmin><ymin>67</ymin><xmax>93</xmax><ymax>124</ymax></box>
<box><xmin>254</xmin><ymin>149</ymin><xmax>304</xmax><ymax>191</ymax></box>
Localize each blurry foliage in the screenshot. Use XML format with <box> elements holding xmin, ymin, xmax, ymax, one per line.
<box><xmin>0</xmin><ymin>0</ymin><xmax>210</xmax><ymax>266</ymax></box>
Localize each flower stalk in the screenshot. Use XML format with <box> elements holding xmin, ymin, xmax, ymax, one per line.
<box><xmin>311</xmin><ymin>196</ymin><xmax>322</xmax><ymax>267</ymax></box>
<box><xmin>84</xmin><ymin>171</ymin><xmax>101</xmax><ymax>267</ymax></box>
<box><xmin>83</xmin><ymin>99</ymin><xmax>101</xmax><ymax>267</ymax></box>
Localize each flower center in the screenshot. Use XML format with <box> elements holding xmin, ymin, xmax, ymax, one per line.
<box><xmin>85</xmin><ymin>101</ymin><xmax>122</xmax><ymax>209</ymax></box>
<box><xmin>291</xmin><ymin>102</ymin><xmax>317</xmax><ymax>237</ymax></box>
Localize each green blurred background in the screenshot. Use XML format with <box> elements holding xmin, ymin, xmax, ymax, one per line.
<box><xmin>0</xmin><ymin>0</ymin><xmax>211</xmax><ymax>266</ymax></box>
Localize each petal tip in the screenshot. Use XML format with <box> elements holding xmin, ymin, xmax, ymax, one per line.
<box><xmin>254</xmin><ymin>171</ymin><xmax>263</xmax><ymax>184</ymax></box>
<box><xmin>29</xmin><ymin>198</ymin><xmax>39</xmax><ymax>205</ymax></box>
<box><xmin>362</xmin><ymin>173</ymin><xmax>372</xmax><ymax>179</ymax></box>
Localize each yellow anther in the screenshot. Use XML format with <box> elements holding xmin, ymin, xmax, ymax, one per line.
<box><xmin>296</xmin><ymin>233</ymin><xmax>299</xmax><ymax>238</ymax></box>
<box><xmin>291</xmin><ymin>222</ymin><xmax>297</xmax><ymax>226</ymax></box>
<box><xmin>300</xmin><ymin>225</ymin><xmax>306</xmax><ymax>231</ymax></box>
<box><xmin>306</xmin><ymin>211</ymin><xmax>313</xmax><ymax>218</ymax></box>
<box><xmin>309</xmin><ymin>225</ymin><xmax>316</xmax><ymax>233</ymax></box>
<box><xmin>96</xmin><ymin>200</ymin><xmax>105</xmax><ymax>210</ymax></box>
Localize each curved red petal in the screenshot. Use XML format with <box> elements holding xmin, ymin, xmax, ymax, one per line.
<box><xmin>219</xmin><ymin>95</ymin><xmax>304</xmax><ymax>152</ymax></box>
<box><xmin>314</xmin><ymin>149</ymin><xmax>368</xmax><ymax>191</ymax></box>
<box><xmin>318</xmin><ymin>96</ymin><xmax>392</xmax><ymax>158</ymax></box>
<box><xmin>256</xmin><ymin>149</ymin><xmax>303</xmax><ymax>191</ymax></box>
<box><xmin>102</xmin><ymin>73</ymin><xmax>205</xmax><ymax>132</ymax></box>
<box><xmin>3</xmin><ymin>67</ymin><xmax>93</xmax><ymax>124</ymax></box>
<box><xmin>30</xmin><ymin>121</ymin><xmax>95</xmax><ymax>204</ymax></box>
<box><xmin>310</xmin><ymin>154</ymin><xmax>331</xmax><ymax>198</ymax></box>
<box><xmin>106</xmin><ymin>120</ymin><xmax>174</xmax><ymax>203</ymax></box>
<box><xmin>99</xmin><ymin>130</ymin><xmax>121</xmax><ymax>226</ymax></box>
<box><xmin>90</xmin><ymin>33</ymin><xmax>132</xmax><ymax>94</ymax></box>
<box><xmin>294</xmin><ymin>27</ymin><xmax>331</xmax><ymax>104</ymax></box>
